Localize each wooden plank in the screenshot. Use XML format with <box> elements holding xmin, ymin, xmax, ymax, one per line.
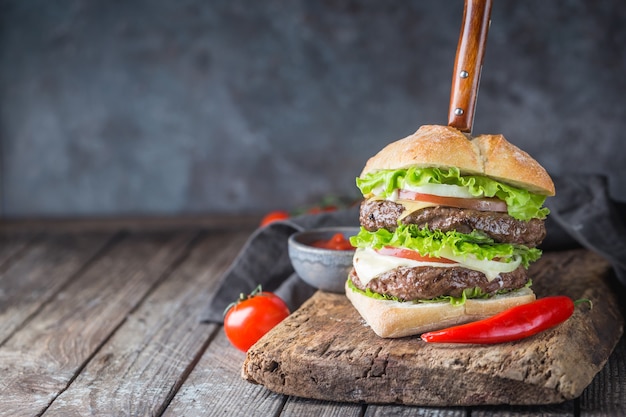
<box><xmin>242</xmin><ymin>250</ymin><xmax>623</xmax><ymax>406</ymax></box>
<box><xmin>0</xmin><ymin>232</ymin><xmax>114</xmax><ymax>345</ymax></box>
<box><xmin>282</xmin><ymin>397</ymin><xmax>363</xmax><ymax>417</ymax></box>
<box><xmin>0</xmin><ymin>215</ymin><xmax>259</xmax><ymax>233</ymax></box>
<box><xmin>41</xmin><ymin>230</ymin><xmax>250</xmax><ymax>417</ymax></box>
<box><xmin>469</xmin><ymin>401</ymin><xmax>575</xmax><ymax>417</ymax></box>
<box><xmin>162</xmin><ymin>328</ymin><xmax>287</xmax><ymax>417</ymax></box>
<box><xmin>366</xmin><ymin>399</ymin><xmax>575</xmax><ymax>416</ymax></box>
<box><xmin>365</xmin><ymin>406</ymin><xmax>465</xmax><ymax>417</ymax></box>
<box><xmin>0</xmin><ymin>233</ymin><xmax>37</xmax><ymax>269</ymax></box>
<box><xmin>0</xmin><ymin>231</ymin><xmax>195</xmax><ymax>417</ymax></box>
<box><xmin>579</xmin><ymin>332</ymin><xmax>626</xmax><ymax>417</ymax></box>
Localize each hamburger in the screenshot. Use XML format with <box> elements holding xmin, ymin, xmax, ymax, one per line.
<box><xmin>345</xmin><ymin>125</ymin><xmax>555</xmax><ymax>338</ymax></box>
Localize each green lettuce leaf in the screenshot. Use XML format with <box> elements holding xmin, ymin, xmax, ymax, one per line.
<box><xmin>356</xmin><ymin>166</ymin><xmax>549</xmax><ymax>221</ymax></box>
<box><xmin>349</xmin><ymin>225</ymin><xmax>542</xmax><ymax>268</ymax></box>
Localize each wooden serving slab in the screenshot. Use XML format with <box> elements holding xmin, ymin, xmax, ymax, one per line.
<box><xmin>242</xmin><ymin>249</ymin><xmax>624</xmax><ymax>406</ymax></box>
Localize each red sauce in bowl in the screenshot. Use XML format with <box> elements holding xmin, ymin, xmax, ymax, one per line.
<box><xmin>310</xmin><ymin>233</ymin><xmax>354</xmax><ymax>250</ymax></box>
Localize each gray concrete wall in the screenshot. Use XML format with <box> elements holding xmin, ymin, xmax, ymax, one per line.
<box><xmin>1</xmin><ymin>0</ymin><xmax>625</xmax><ymax>218</ymax></box>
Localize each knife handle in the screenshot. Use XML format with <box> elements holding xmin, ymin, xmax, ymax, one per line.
<box><xmin>448</xmin><ymin>0</ymin><xmax>493</xmax><ymax>134</ymax></box>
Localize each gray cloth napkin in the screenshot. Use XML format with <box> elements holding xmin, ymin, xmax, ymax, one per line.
<box><xmin>544</xmin><ymin>174</ymin><xmax>626</xmax><ymax>285</ymax></box>
<box><xmin>203</xmin><ymin>174</ymin><xmax>626</xmax><ymax>324</ymax></box>
<box><xmin>202</xmin><ymin>205</ymin><xmax>360</xmax><ymax>323</ymax></box>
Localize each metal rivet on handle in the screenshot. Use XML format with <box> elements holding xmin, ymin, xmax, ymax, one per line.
<box><xmin>459</xmin><ymin>70</ymin><xmax>469</xmax><ymax>78</ymax></box>
<box><xmin>454</xmin><ymin>108</ymin><xmax>464</xmax><ymax>116</ymax></box>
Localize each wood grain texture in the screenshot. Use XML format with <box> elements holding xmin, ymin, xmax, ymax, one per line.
<box><xmin>163</xmin><ymin>331</ymin><xmax>287</xmax><ymax>417</ymax></box>
<box><xmin>0</xmin><ymin>233</ymin><xmax>114</xmax><ymax>345</ymax></box>
<box><xmin>42</xmin><ymin>230</ymin><xmax>249</xmax><ymax>417</ymax></box>
<box><xmin>0</xmin><ymin>226</ymin><xmax>624</xmax><ymax>417</ymax></box>
<box><xmin>470</xmin><ymin>402</ymin><xmax>575</xmax><ymax>417</ymax></box>
<box><xmin>365</xmin><ymin>405</ymin><xmax>465</xmax><ymax>416</ymax></box>
<box><xmin>0</xmin><ymin>233</ymin><xmax>37</xmax><ymax>269</ymax></box>
<box><xmin>281</xmin><ymin>397</ymin><xmax>363</xmax><ymax>417</ymax></box>
<box><xmin>579</xmin><ymin>334</ymin><xmax>626</xmax><ymax>417</ymax></box>
<box><xmin>0</xmin><ymin>215</ymin><xmax>260</xmax><ymax>233</ymax></box>
<box><xmin>0</xmin><ymin>231</ymin><xmax>195</xmax><ymax>417</ymax></box>
<box><xmin>243</xmin><ymin>250</ymin><xmax>623</xmax><ymax>406</ymax></box>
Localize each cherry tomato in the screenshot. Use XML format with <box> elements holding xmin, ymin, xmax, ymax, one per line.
<box><xmin>260</xmin><ymin>210</ymin><xmax>290</xmax><ymax>227</ymax></box>
<box><xmin>224</xmin><ymin>286</ymin><xmax>290</xmax><ymax>352</ymax></box>
<box><xmin>376</xmin><ymin>246</ymin><xmax>456</xmax><ymax>264</ymax></box>
<box><xmin>397</xmin><ymin>190</ymin><xmax>508</xmax><ymax>213</ymax></box>
<box><xmin>311</xmin><ymin>233</ymin><xmax>354</xmax><ymax>250</ymax></box>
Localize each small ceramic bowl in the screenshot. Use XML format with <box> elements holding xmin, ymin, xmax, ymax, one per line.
<box><xmin>287</xmin><ymin>227</ymin><xmax>359</xmax><ymax>293</ymax></box>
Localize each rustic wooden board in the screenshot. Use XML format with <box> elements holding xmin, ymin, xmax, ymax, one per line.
<box><xmin>0</xmin><ymin>232</ymin><xmax>196</xmax><ymax>416</ymax></box>
<box><xmin>243</xmin><ymin>249</ymin><xmax>624</xmax><ymax>406</ymax></box>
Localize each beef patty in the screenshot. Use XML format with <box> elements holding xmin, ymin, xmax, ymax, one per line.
<box><xmin>349</xmin><ymin>264</ymin><xmax>529</xmax><ymax>301</ymax></box>
<box><xmin>359</xmin><ymin>199</ymin><xmax>546</xmax><ymax>247</ymax></box>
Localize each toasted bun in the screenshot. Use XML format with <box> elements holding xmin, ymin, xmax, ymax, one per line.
<box><xmin>345</xmin><ymin>281</ymin><xmax>536</xmax><ymax>338</ymax></box>
<box><xmin>360</xmin><ymin>125</ymin><xmax>555</xmax><ymax>196</ymax></box>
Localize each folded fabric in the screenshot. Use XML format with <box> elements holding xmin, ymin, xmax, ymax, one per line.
<box><xmin>203</xmin><ymin>174</ymin><xmax>626</xmax><ymax>324</ymax></box>
<box><xmin>202</xmin><ymin>205</ymin><xmax>360</xmax><ymax>323</ymax></box>
<box><xmin>545</xmin><ymin>174</ymin><xmax>626</xmax><ymax>285</ymax></box>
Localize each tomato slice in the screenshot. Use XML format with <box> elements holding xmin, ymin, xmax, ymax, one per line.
<box><xmin>376</xmin><ymin>246</ymin><xmax>456</xmax><ymax>264</ymax></box>
<box><xmin>397</xmin><ymin>190</ymin><xmax>507</xmax><ymax>212</ymax></box>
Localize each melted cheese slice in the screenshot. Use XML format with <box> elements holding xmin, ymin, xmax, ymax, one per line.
<box><xmin>353</xmin><ymin>247</ymin><xmax>521</xmax><ymax>285</ymax></box>
<box><xmin>353</xmin><ymin>248</ymin><xmax>460</xmax><ymax>286</ymax></box>
<box><xmin>396</xmin><ymin>200</ymin><xmax>438</xmax><ymax>220</ymax></box>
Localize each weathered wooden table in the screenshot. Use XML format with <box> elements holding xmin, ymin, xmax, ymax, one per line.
<box><xmin>1</xmin><ymin>219</ymin><xmax>624</xmax><ymax>417</ymax></box>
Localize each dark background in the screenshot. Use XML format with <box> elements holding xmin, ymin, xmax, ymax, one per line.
<box><xmin>1</xmin><ymin>0</ymin><xmax>624</xmax><ymax>219</ymax></box>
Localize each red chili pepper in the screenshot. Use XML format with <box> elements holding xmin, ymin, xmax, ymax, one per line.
<box><xmin>421</xmin><ymin>296</ymin><xmax>579</xmax><ymax>344</ymax></box>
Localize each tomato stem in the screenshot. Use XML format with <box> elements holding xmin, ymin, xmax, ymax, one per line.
<box><xmin>224</xmin><ymin>284</ymin><xmax>264</xmax><ymax>316</ymax></box>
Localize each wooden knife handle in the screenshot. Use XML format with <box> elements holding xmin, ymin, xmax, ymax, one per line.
<box><xmin>448</xmin><ymin>0</ymin><xmax>493</xmax><ymax>133</ymax></box>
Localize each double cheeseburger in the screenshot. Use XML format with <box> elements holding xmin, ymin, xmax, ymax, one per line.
<box><xmin>345</xmin><ymin>125</ymin><xmax>555</xmax><ymax>338</ymax></box>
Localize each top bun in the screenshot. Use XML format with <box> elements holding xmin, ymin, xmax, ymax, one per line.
<box><xmin>360</xmin><ymin>125</ymin><xmax>555</xmax><ymax>196</ymax></box>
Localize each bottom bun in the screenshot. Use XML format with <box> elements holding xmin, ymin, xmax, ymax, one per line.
<box><xmin>344</xmin><ymin>280</ymin><xmax>536</xmax><ymax>338</ymax></box>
